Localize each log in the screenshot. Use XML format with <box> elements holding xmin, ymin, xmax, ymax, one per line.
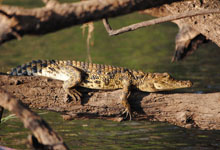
<box><xmin>1</xmin><ymin>74</ymin><xmax>220</xmax><ymax>130</ymax></box>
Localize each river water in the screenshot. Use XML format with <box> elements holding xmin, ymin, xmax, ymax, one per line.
<box><xmin>0</xmin><ymin>0</ymin><xmax>220</xmax><ymax>149</ymax></box>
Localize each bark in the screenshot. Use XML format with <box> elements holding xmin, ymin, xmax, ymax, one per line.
<box><xmin>0</xmin><ymin>0</ymin><xmax>179</xmax><ymax>44</ymax></box>
<box><xmin>141</xmin><ymin>0</ymin><xmax>220</xmax><ymax>61</ymax></box>
<box><xmin>1</xmin><ymin>74</ymin><xmax>220</xmax><ymax>130</ymax></box>
<box><xmin>0</xmin><ymin>88</ymin><xmax>68</xmax><ymax>150</ymax></box>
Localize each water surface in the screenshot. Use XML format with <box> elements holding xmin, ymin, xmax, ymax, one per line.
<box><xmin>1</xmin><ymin>110</ymin><xmax>220</xmax><ymax>150</ymax></box>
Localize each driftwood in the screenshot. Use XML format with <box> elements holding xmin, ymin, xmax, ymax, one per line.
<box><xmin>0</xmin><ymin>88</ymin><xmax>68</xmax><ymax>150</ymax></box>
<box><xmin>1</xmin><ymin>74</ymin><xmax>220</xmax><ymax>130</ymax></box>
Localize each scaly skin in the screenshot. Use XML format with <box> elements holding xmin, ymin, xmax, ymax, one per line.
<box><xmin>9</xmin><ymin>60</ymin><xmax>193</xmax><ymax>120</ymax></box>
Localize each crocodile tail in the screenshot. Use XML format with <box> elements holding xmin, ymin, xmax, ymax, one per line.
<box><xmin>9</xmin><ymin>60</ymin><xmax>56</xmax><ymax>76</ymax></box>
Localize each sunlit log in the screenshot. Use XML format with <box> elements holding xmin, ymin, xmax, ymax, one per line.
<box><xmin>1</xmin><ymin>75</ymin><xmax>220</xmax><ymax>130</ymax></box>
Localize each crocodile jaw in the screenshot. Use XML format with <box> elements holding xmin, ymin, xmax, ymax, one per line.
<box><xmin>153</xmin><ymin>80</ymin><xmax>192</xmax><ymax>91</ymax></box>
<box><xmin>138</xmin><ymin>73</ymin><xmax>193</xmax><ymax>92</ymax></box>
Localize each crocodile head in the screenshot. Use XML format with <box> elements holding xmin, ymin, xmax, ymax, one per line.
<box><xmin>138</xmin><ymin>73</ymin><xmax>192</xmax><ymax>92</ymax></box>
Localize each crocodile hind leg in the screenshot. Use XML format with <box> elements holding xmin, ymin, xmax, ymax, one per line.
<box><xmin>62</xmin><ymin>66</ymin><xmax>82</xmax><ymax>103</ymax></box>
<box><xmin>120</xmin><ymin>78</ymin><xmax>132</xmax><ymax>120</ymax></box>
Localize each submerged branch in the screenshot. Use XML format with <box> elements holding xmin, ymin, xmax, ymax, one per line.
<box><xmin>1</xmin><ymin>75</ymin><xmax>220</xmax><ymax>130</ymax></box>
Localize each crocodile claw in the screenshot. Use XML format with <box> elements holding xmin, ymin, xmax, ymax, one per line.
<box><xmin>68</xmin><ymin>89</ymin><xmax>82</xmax><ymax>103</ymax></box>
<box><xmin>122</xmin><ymin>109</ymin><xmax>132</xmax><ymax>121</ymax></box>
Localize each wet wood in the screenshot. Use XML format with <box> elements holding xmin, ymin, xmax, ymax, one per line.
<box><xmin>1</xmin><ymin>75</ymin><xmax>220</xmax><ymax>130</ymax></box>
<box><xmin>0</xmin><ymin>88</ymin><xmax>68</xmax><ymax>150</ymax></box>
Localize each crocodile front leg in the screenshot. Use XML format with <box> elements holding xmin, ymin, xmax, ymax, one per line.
<box><xmin>62</xmin><ymin>66</ymin><xmax>82</xmax><ymax>103</ymax></box>
<box><xmin>120</xmin><ymin>76</ymin><xmax>132</xmax><ymax>120</ymax></box>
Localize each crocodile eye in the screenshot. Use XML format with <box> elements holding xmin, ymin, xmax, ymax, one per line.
<box><xmin>163</xmin><ymin>72</ymin><xmax>169</xmax><ymax>76</ymax></box>
<box><xmin>162</xmin><ymin>73</ymin><xmax>170</xmax><ymax>78</ymax></box>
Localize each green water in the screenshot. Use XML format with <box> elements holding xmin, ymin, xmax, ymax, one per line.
<box><xmin>1</xmin><ymin>110</ymin><xmax>220</xmax><ymax>150</ymax></box>
<box><xmin>1</xmin><ymin>0</ymin><xmax>220</xmax><ymax>149</ymax></box>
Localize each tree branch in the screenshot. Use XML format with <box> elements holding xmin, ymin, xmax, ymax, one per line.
<box><xmin>0</xmin><ymin>88</ymin><xmax>68</xmax><ymax>150</ymax></box>
<box><xmin>0</xmin><ymin>0</ymin><xmax>179</xmax><ymax>44</ymax></box>
<box><xmin>103</xmin><ymin>8</ymin><xmax>220</xmax><ymax>36</ymax></box>
<box><xmin>141</xmin><ymin>0</ymin><xmax>220</xmax><ymax>61</ymax></box>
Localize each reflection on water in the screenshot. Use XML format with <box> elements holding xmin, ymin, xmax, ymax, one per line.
<box><xmin>1</xmin><ymin>0</ymin><xmax>220</xmax><ymax>149</ymax></box>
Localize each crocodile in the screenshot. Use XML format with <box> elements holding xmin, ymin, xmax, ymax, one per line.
<box><xmin>9</xmin><ymin>60</ymin><xmax>192</xmax><ymax>120</ymax></box>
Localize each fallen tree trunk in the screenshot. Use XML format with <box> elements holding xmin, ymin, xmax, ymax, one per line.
<box><xmin>1</xmin><ymin>74</ymin><xmax>220</xmax><ymax>130</ymax></box>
